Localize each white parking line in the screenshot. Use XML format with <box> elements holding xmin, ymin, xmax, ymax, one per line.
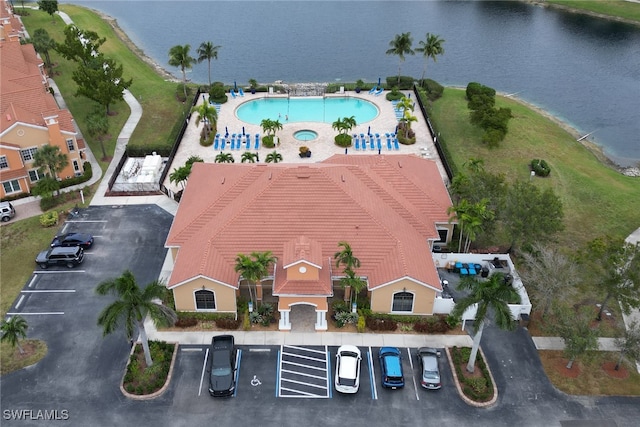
<box><xmin>21</xmin><ymin>290</ymin><xmax>76</xmax><ymax>293</ymax></box>
<box><xmin>65</xmin><ymin>220</ymin><xmax>108</xmax><ymax>223</ymax></box>
<box><xmin>280</xmin><ymin>369</ymin><xmax>326</xmax><ymax>381</ymax></box>
<box><xmin>7</xmin><ymin>312</ymin><xmax>64</xmax><ymax>315</ymax></box>
<box><xmin>285</xmin><ymin>345</ymin><xmax>326</xmax><ymax>355</ymax></box>
<box><xmin>27</xmin><ymin>275</ymin><xmax>37</xmax><ymax>288</ymax></box>
<box><xmin>34</xmin><ymin>270</ymin><xmax>86</xmax><ymax>273</ymax></box>
<box><xmin>281</xmin><ymin>351</ymin><xmax>326</xmax><ymax>363</ymax></box>
<box><xmin>281</xmin><ymin>360</ymin><xmax>326</xmax><ymax>371</ymax></box>
<box><xmin>368</xmin><ymin>347</ymin><xmax>378</xmax><ymax>400</ymax></box>
<box><xmin>198</xmin><ymin>348</ymin><xmax>209</xmax><ymax>397</ymax></box>
<box><xmin>407</xmin><ymin>347</ymin><xmax>419</xmax><ymax>401</ymax></box>
<box><xmin>14</xmin><ymin>295</ymin><xmax>25</xmax><ymax>310</ymax></box>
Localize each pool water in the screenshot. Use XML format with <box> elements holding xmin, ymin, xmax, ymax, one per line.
<box><xmin>294</xmin><ymin>130</ymin><xmax>318</xmax><ymax>141</ymax></box>
<box><xmin>236</xmin><ymin>97</ymin><xmax>378</xmax><ymax>125</ymax></box>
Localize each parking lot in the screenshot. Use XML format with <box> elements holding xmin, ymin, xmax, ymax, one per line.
<box><xmin>171</xmin><ymin>343</ymin><xmax>458</xmax><ymax>406</ymax></box>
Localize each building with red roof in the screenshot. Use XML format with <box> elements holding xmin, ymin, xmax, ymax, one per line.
<box><xmin>165</xmin><ymin>155</ymin><xmax>455</xmax><ymax>330</ymax></box>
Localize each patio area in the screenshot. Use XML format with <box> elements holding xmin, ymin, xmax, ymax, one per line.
<box><xmin>163</xmin><ymin>86</ymin><xmax>449</xmax><ymax>196</ymax></box>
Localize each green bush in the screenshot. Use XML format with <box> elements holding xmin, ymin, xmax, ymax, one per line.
<box><xmin>332</xmin><ymin>300</ymin><xmax>350</xmax><ymax>314</ymax></box>
<box><xmin>125</xmin><ymin>145</ymin><xmax>172</xmax><ymax>157</ymax></box>
<box><xmin>39</xmin><ymin>211</ymin><xmax>58</xmax><ymax>227</ymax></box>
<box><xmin>209</xmin><ymin>83</ymin><xmax>228</xmax><ymax>104</ymax></box>
<box><xmin>450</xmin><ymin>346</ymin><xmax>494</xmax><ymax>402</ymax></box>
<box><xmin>242</xmin><ymin>310</ymin><xmax>251</xmax><ymax>331</ymax></box>
<box><xmin>262</xmin><ymin>135</ymin><xmax>275</xmax><ymax>148</ymax></box>
<box><xmin>413</xmin><ymin>315</ymin><xmax>450</xmax><ymax>333</ymax></box>
<box><xmin>385</xmin><ymin>87</ymin><xmax>405</xmax><ymax>102</ymax></box>
<box><xmin>175</xmin><ymin>83</ymin><xmax>192</xmax><ymax>102</ymax></box>
<box><xmin>466</xmin><ymin>82</ymin><xmax>495</xmax><ymax>101</ymax></box>
<box><xmin>334</xmin><ymin>133</ymin><xmax>352</xmax><ymax>148</ymax></box>
<box><xmin>530</xmin><ymin>159</ymin><xmax>551</xmax><ymax>177</ymax></box>
<box><xmin>385</xmin><ymin>76</ymin><xmax>414</xmax><ymax>90</ymax></box>
<box><xmin>200</xmin><ymin>129</ymin><xmax>214</xmax><ymax>147</ymax></box>
<box><xmin>420</xmin><ymin>79</ymin><xmax>444</xmax><ymax>101</ymax></box>
<box><xmin>357</xmin><ymin>314</ymin><xmax>366</xmax><ymax>333</ymax></box>
<box><xmin>124</xmin><ymin>341</ymin><xmax>174</xmax><ymax>395</ymax></box>
<box><xmin>335</xmin><ymin>311</ymin><xmax>358</xmax><ymax>328</ymax></box>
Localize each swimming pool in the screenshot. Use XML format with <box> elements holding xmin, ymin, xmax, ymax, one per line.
<box><xmin>236</xmin><ymin>97</ymin><xmax>379</xmax><ymax>125</ymax></box>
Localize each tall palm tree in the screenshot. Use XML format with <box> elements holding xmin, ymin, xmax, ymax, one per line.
<box><xmin>260</xmin><ymin>118</ymin><xmax>283</xmax><ymax>137</ymax></box>
<box><xmin>340</xmin><ymin>268</ymin><xmax>367</xmax><ymax>306</ymax></box>
<box><xmin>451</xmin><ymin>273</ymin><xmax>520</xmax><ymax>373</ymax></box>
<box><xmin>386</xmin><ymin>32</ymin><xmax>415</xmax><ymax>86</ymax></box>
<box><xmin>215</xmin><ymin>152</ymin><xmax>235</xmax><ymax>163</ymax></box>
<box><xmin>415</xmin><ymin>33</ymin><xmax>445</xmax><ymax>83</ymax></box>
<box><xmin>191</xmin><ymin>100</ymin><xmax>218</xmax><ymax>139</ymax></box>
<box><xmin>265</xmin><ymin>150</ymin><xmax>283</xmax><ymax>163</ymax></box>
<box><xmin>334</xmin><ymin>241</ymin><xmax>361</xmax><ymax>271</ymax></box>
<box><xmin>168</xmin><ymin>44</ymin><xmax>195</xmax><ymax>99</ymax></box>
<box><xmin>96</xmin><ymin>270</ymin><xmax>177</xmax><ymax>367</ymax></box>
<box><xmin>31</xmin><ymin>28</ymin><xmax>56</xmax><ymax>73</ymax></box>
<box><xmin>196</xmin><ymin>41</ymin><xmax>221</xmax><ymax>87</ymax></box>
<box><xmin>1</xmin><ymin>315</ymin><xmax>28</xmax><ymax>355</ymax></box>
<box><xmin>33</xmin><ymin>144</ymin><xmax>68</xmax><ymax>196</ymax></box>
<box><xmin>241</xmin><ymin>151</ymin><xmax>258</xmax><ymax>163</ymax></box>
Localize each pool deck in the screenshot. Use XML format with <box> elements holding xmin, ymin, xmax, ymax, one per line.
<box><xmin>164</xmin><ymin>90</ymin><xmax>448</xmax><ymax>195</ymax></box>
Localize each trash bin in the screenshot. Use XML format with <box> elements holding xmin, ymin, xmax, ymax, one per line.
<box><xmin>519</xmin><ymin>313</ymin><xmax>530</xmax><ymax>327</ymax></box>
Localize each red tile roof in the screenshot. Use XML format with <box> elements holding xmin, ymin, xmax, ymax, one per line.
<box><xmin>166</xmin><ymin>155</ymin><xmax>451</xmax><ymax>294</ymax></box>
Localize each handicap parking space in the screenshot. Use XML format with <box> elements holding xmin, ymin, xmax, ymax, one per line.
<box><xmin>278</xmin><ymin>345</ymin><xmax>330</xmax><ymax>398</ymax></box>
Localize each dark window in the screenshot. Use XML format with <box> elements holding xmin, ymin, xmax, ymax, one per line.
<box><xmin>392</xmin><ymin>291</ymin><xmax>414</xmax><ymax>312</ymax></box>
<box><xmin>437</xmin><ymin>229</ymin><xmax>448</xmax><ymax>242</ymax></box>
<box><xmin>0</xmin><ymin>156</ymin><xmax>8</xmax><ymax>169</ymax></box>
<box><xmin>195</xmin><ymin>290</ymin><xmax>216</xmax><ymax>310</ymax></box>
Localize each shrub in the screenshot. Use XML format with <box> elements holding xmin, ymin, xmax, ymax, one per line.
<box><xmin>466</xmin><ymin>82</ymin><xmax>495</xmax><ymax>100</ymax></box>
<box><xmin>262</xmin><ymin>135</ymin><xmax>275</xmax><ymax>148</ymax></box>
<box><xmin>385</xmin><ymin>87</ymin><xmax>405</xmax><ymax>102</ymax></box>
<box><xmin>335</xmin><ymin>311</ymin><xmax>358</xmax><ymax>328</ymax></box>
<box><xmin>357</xmin><ymin>315</ymin><xmax>366</xmax><ymax>333</ymax></box>
<box><xmin>446</xmin><ymin>314</ymin><xmax>461</xmax><ymax>329</ymax></box>
<box><xmin>420</xmin><ymin>78</ymin><xmax>444</xmax><ymax>101</ymax></box>
<box><xmin>450</xmin><ymin>346</ymin><xmax>494</xmax><ymax>402</ymax></box>
<box><xmin>249</xmin><ymin>312</ymin><xmax>264</xmax><ymax>324</ymax></box>
<box><xmin>242</xmin><ymin>310</ymin><xmax>251</xmax><ymax>331</ymax></box>
<box><xmin>200</xmin><ymin>129</ymin><xmax>214</xmax><ymax>147</ymax></box>
<box><xmin>215</xmin><ymin>317</ymin><xmax>241</xmax><ymax>330</ymax></box>
<box><xmin>413</xmin><ymin>315</ymin><xmax>450</xmax><ymax>333</ymax></box>
<box><xmin>385</xmin><ymin>76</ymin><xmax>414</xmax><ymax>90</ymax></box>
<box><xmin>365</xmin><ymin>317</ymin><xmax>397</xmax><ymax>331</ymax></box>
<box><xmin>39</xmin><ymin>211</ymin><xmax>58</xmax><ymax>227</ymax></box>
<box><xmin>334</xmin><ymin>133</ymin><xmax>352</xmax><ymax>148</ymax></box>
<box><xmin>530</xmin><ymin>159</ymin><xmax>551</xmax><ymax>177</ymax></box>
<box><xmin>332</xmin><ymin>300</ymin><xmax>350</xmax><ymax>315</ymax></box>
<box><xmin>175</xmin><ymin>317</ymin><xmax>197</xmax><ymax>328</ymax></box>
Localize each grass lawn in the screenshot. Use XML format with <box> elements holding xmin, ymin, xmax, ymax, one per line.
<box><xmin>539</xmin><ymin>350</ymin><xmax>640</xmax><ymax>395</ymax></box>
<box><xmin>0</xmin><ymin>340</ymin><xmax>48</xmax><ymax>375</ymax></box>
<box><xmin>545</xmin><ymin>0</ymin><xmax>640</xmax><ymax>23</ymax></box>
<box><xmin>429</xmin><ymin>88</ymin><xmax>640</xmax><ymax>250</ymax></box>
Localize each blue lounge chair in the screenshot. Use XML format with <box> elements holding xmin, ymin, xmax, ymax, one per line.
<box><xmin>377</xmin><ymin>137</ymin><xmax>382</xmax><ymax>151</ymax></box>
<box><xmin>230</xmin><ymin>89</ymin><xmax>236</xmax><ymax>98</ymax></box>
<box><xmin>238</xmin><ymin>88</ymin><xmax>245</xmax><ymax>96</ymax></box>
<box><xmin>220</xmin><ymin>138</ymin><xmax>226</xmax><ymax>150</ymax></box>
<box><xmin>355</xmin><ymin>138</ymin><xmax>360</xmax><ymax>151</ymax></box>
<box><xmin>374</xmin><ymin>88</ymin><xmax>383</xmax><ymax>96</ymax></box>
<box><xmin>370</xmin><ymin>136</ymin><xmax>375</xmax><ymax>150</ymax></box>
<box><xmin>254</xmin><ymin>134</ymin><xmax>260</xmax><ymax>150</ymax></box>
<box><xmin>245</xmin><ymin>135</ymin><xmax>251</xmax><ymax>150</ymax></box>
<box><xmin>214</xmin><ymin>134</ymin><xmax>220</xmax><ymax>150</ymax></box>
<box><xmin>368</xmin><ymin>86</ymin><xmax>377</xmax><ymax>94</ymax></box>
<box><xmin>231</xmin><ymin>134</ymin><xmax>237</xmax><ymax>150</ymax></box>
<box><xmin>393</xmin><ymin>138</ymin><xmax>400</xmax><ymax>150</ymax></box>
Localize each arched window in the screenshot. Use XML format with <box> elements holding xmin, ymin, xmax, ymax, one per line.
<box><xmin>392</xmin><ymin>291</ymin><xmax>414</xmax><ymax>312</ymax></box>
<box><xmin>195</xmin><ymin>289</ymin><xmax>216</xmax><ymax>310</ymax></box>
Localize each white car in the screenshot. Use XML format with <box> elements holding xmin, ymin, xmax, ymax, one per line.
<box><xmin>335</xmin><ymin>345</ymin><xmax>361</xmax><ymax>394</ymax></box>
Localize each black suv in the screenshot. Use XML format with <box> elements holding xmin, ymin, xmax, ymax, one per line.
<box><xmin>35</xmin><ymin>246</ymin><xmax>84</xmax><ymax>269</ymax></box>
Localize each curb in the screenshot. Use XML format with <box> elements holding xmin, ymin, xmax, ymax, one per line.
<box><xmin>119</xmin><ymin>342</ymin><xmax>179</xmax><ymax>400</ymax></box>
<box><xmin>445</xmin><ymin>346</ymin><xmax>498</xmax><ymax>408</ymax></box>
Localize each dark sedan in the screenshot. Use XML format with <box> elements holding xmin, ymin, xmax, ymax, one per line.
<box><xmin>50</xmin><ymin>233</ymin><xmax>94</xmax><ymax>249</ymax></box>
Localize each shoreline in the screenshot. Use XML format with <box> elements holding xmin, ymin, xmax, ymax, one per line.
<box><xmin>85</xmin><ymin>7</ymin><xmax>639</xmax><ymax>177</ymax></box>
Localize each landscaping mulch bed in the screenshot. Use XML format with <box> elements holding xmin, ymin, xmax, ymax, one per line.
<box><xmin>553</xmin><ymin>358</ymin><xmax>582</xmax><ymax>378</ymax></box>
<box><xmin>601</xmin><ymin>361</ymin><xmax>629</xmax><ymax>380</ymax></box>
<box><xmin>123</xmin><ymin>341</ymin><xmax>174</xmax><ymax>396</ymax></box>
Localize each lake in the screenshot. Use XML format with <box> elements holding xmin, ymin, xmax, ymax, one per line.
<box><xmin>66</xmin><ymin>1</ymin><xmax>640</xmax><ymax>167</ymax></box>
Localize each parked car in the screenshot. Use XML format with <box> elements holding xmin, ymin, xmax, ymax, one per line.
<box><xmin>0</xmin><ymin>201</ymin><xmax>15</xmax><ymax>222</ymax></box>
<box><xmin>335</xmin><ymin>345</ymin><xmax>361</xmax><ymax>394</ymax></box>
<box><xmin>208</xmin><ymin>335</ymin><xmax>236</xmax><ymax>397</ymax></box>
<box><xmin>378</xmin><ymin>347</ymin><xmax>404</xmax><ymax>389</ymax></box>
<box><xmin>50</xmin><ymin>232</ymin><xmax>94</xmax><ymax>249</ymax></box>
<box><xmin>417</xmin><ymin>347</ymin><xmax>442</xmax><ymax>390</ymax></box>
<box><xmin>35</xmin><ymin>246</ymin><xmax>84</xmax><ymax>269</ymax></box>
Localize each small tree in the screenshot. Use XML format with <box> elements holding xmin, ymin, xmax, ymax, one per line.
<box><xmin>96</xmin><ymin>270</ymin><xmax>177</xmax><ymax>367</ymax></box>
<box><xmin>215</xmin><ymin>152</ymin><xmax>234</xmax><ymax>163</ymax></box>
<box><xmin>1</xmin><ymin>316</ymin><xmax>28</xmax><ymax>355</ymax></box>
<box><xmin>614</xmin><ymin>320</ymin><xmax>640</xmax><ymax>371</ymax></box>
<box><xmin>265</xmin><ymin>151</ymin><xmax>283</xmax><ymax>164</ymax></box>
<box><xmin>37</xmin><ymin>0</ymin><xmax>58</xmax><ymax>22</ymax></box>
<box><xmin>191</xmin><ymin>100</ymin><xmax>218</xmax><ymax>139</ymax></box>
<box><xmin>340</xmin><ymin>268</ymin><xmax>367</xmax><ymax>306</ymax></box>
<box><xmin>334</xmin><ymin>241</ymin><xmax>361</xmax><ymax>271</ymax></box>
<box><xmin>547</xmin><ymin>304</ymin><xmax>600</xmax><ymax>369</ymax></box>
<box><xmin>85</xmin><ymin>108</ymin><xmax>109</xmax><ymax>160</ymax></box>
<box><xmin>235</xmin><ymin>251</ymin><xmax>276</xmax><ymax>307</ymax></box>
<box><xmin>72</xmin><ymin>56</ymin><xmax>133</xmax><ymax>115</ymax></box>
<box><xmin>31</xmin><ymin>28</ymin><xmax>56</xmax><ymax>73</ymax></box>
<box><xmin>56</xmin><ymin>25</ymin><xmax>106</xmax><ymax>66</ymax></box>
<box><xmin>241</xmin><ymin>152</ymin><xmax>258</xmax><ymax>163</ymax></box>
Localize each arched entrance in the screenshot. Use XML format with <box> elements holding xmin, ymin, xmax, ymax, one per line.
<box><xmin>289</xmin><ymin>304</ymin><xmax>317</xmax><ymax>332</ymax></box>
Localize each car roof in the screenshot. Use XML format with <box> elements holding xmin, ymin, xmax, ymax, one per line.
<box><xmin>338</xmin><ymin>351</ymin><xmax>359</xmax><ymax>380</ymax></box>
<box><xmin>50</xmin><ymin>246</ymin><xmax>82</xmax><ymax>254</ymax></box>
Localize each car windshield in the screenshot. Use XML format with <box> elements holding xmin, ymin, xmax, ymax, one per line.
<box><xmin>212</xmin><ymin>367</ymin><xmax>232</xmax><ymax>377</ymax></box>
<box><xmin>423</xmin><ymin>370</ymin><xmax>439</xmax><ymax>380</ymax></box>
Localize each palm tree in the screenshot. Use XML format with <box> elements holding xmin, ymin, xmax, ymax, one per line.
<box><xmin>260</xmin><ymin>118</ymin><xmax>283</xmax><ymax>137</ymax></box>
<box><xmin>96</xmin><ymin>270</ymin><xmax>177</xmax><ymax>367</ymax></box>
<box><xmin>340</xmin><ymin>268</ymin><xmax>367</xmax><ymax>306</ymax></box>
<box><xmin>196</xmin><ymin>41</ymin><xmax>221</xmax><ymax>87</ymax></box>
<box><xmin>191</xmin><ymin>100</ymin><xmax>218</xmax><ymax>139</ymax></box>
<box><xmin>241</xmin><ymin>152</ymin><xmax>258</xmax><ymax>163</ymax></box>
<box><xmin>33</xmin><ymin>144</ymin><xmax>68</xmax><ymax>196</ymax></box>
<box><xmin>1</xmin><ymin>315</ymin><xmax>28</xmax><ymax>355</ymax></box>
<box><xmin>234</xmin><ymin>251</ymin><xmax>276</xmax><ymax>306</ymax></box>
<box><xmin>215</xmin><ymin>152</ymin><xmax>235</xmax><ymax>163</ymax></box>
<box><xmin>334</xmin><ymin>241</ymin><xmax>361</xmax><ymax>271</ymax></box>
<box><xmin>168</xmin><ymin>44</ymin><xmax>196</xmax><ymax>99</ymax></box>
<box><xmin>451</xmin><ymin>273</ymin><xmax>520</xmax><ymax>373</ymax></box>
<box><xmin>415</xmin><ymin>33</ymin><xmax>445</xmax><ymax>83</ymax></box>
<box><xmin>169</xmin><ymin>165</ymin><xmax>190</xmax><ymax>189</ymax></box>
<box><xmin>265</xmin><ymin>150</ymin><xmax>283</xmax><ymax>164</ymax></box>
<box><xmin>386</xmin><ymin>32</ymin><xmax>415</xmax><ymax>86</ymax></box>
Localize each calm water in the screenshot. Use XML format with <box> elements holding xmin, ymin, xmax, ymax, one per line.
<box><xmin>236</xmin><ymin>97</ymin><xmax>379</xmax><ymax>125</ymax></box>
<box><xmin>66</xmin><ymin>1</ymin><xmax>640</xmax><ymax>166</ymax></box>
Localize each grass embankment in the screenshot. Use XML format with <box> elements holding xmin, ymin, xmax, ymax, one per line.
<box><xmin>0</xmin><ymin>340</ymin><xmax>48</xmax><ymax>376</ymax></box>
<box><xmin>429</xmin><ymin>88</ymin><xmax>640</xmax><ymax>250</ymax></box>
<box><xmin>543</xmin><ymin>0</ymin><xmax>640</xmax><ymax>24</ymax></box>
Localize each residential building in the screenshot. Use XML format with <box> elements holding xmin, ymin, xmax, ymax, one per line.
<box><xmin>0</xmin><ymin>0</ymin><xmax>85</xmax><ymax>199</ymax></box>
<box><xmin>165</xmin><ymin>155</ymin><xmax>455</xmax><ymax>330</ymax></box>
